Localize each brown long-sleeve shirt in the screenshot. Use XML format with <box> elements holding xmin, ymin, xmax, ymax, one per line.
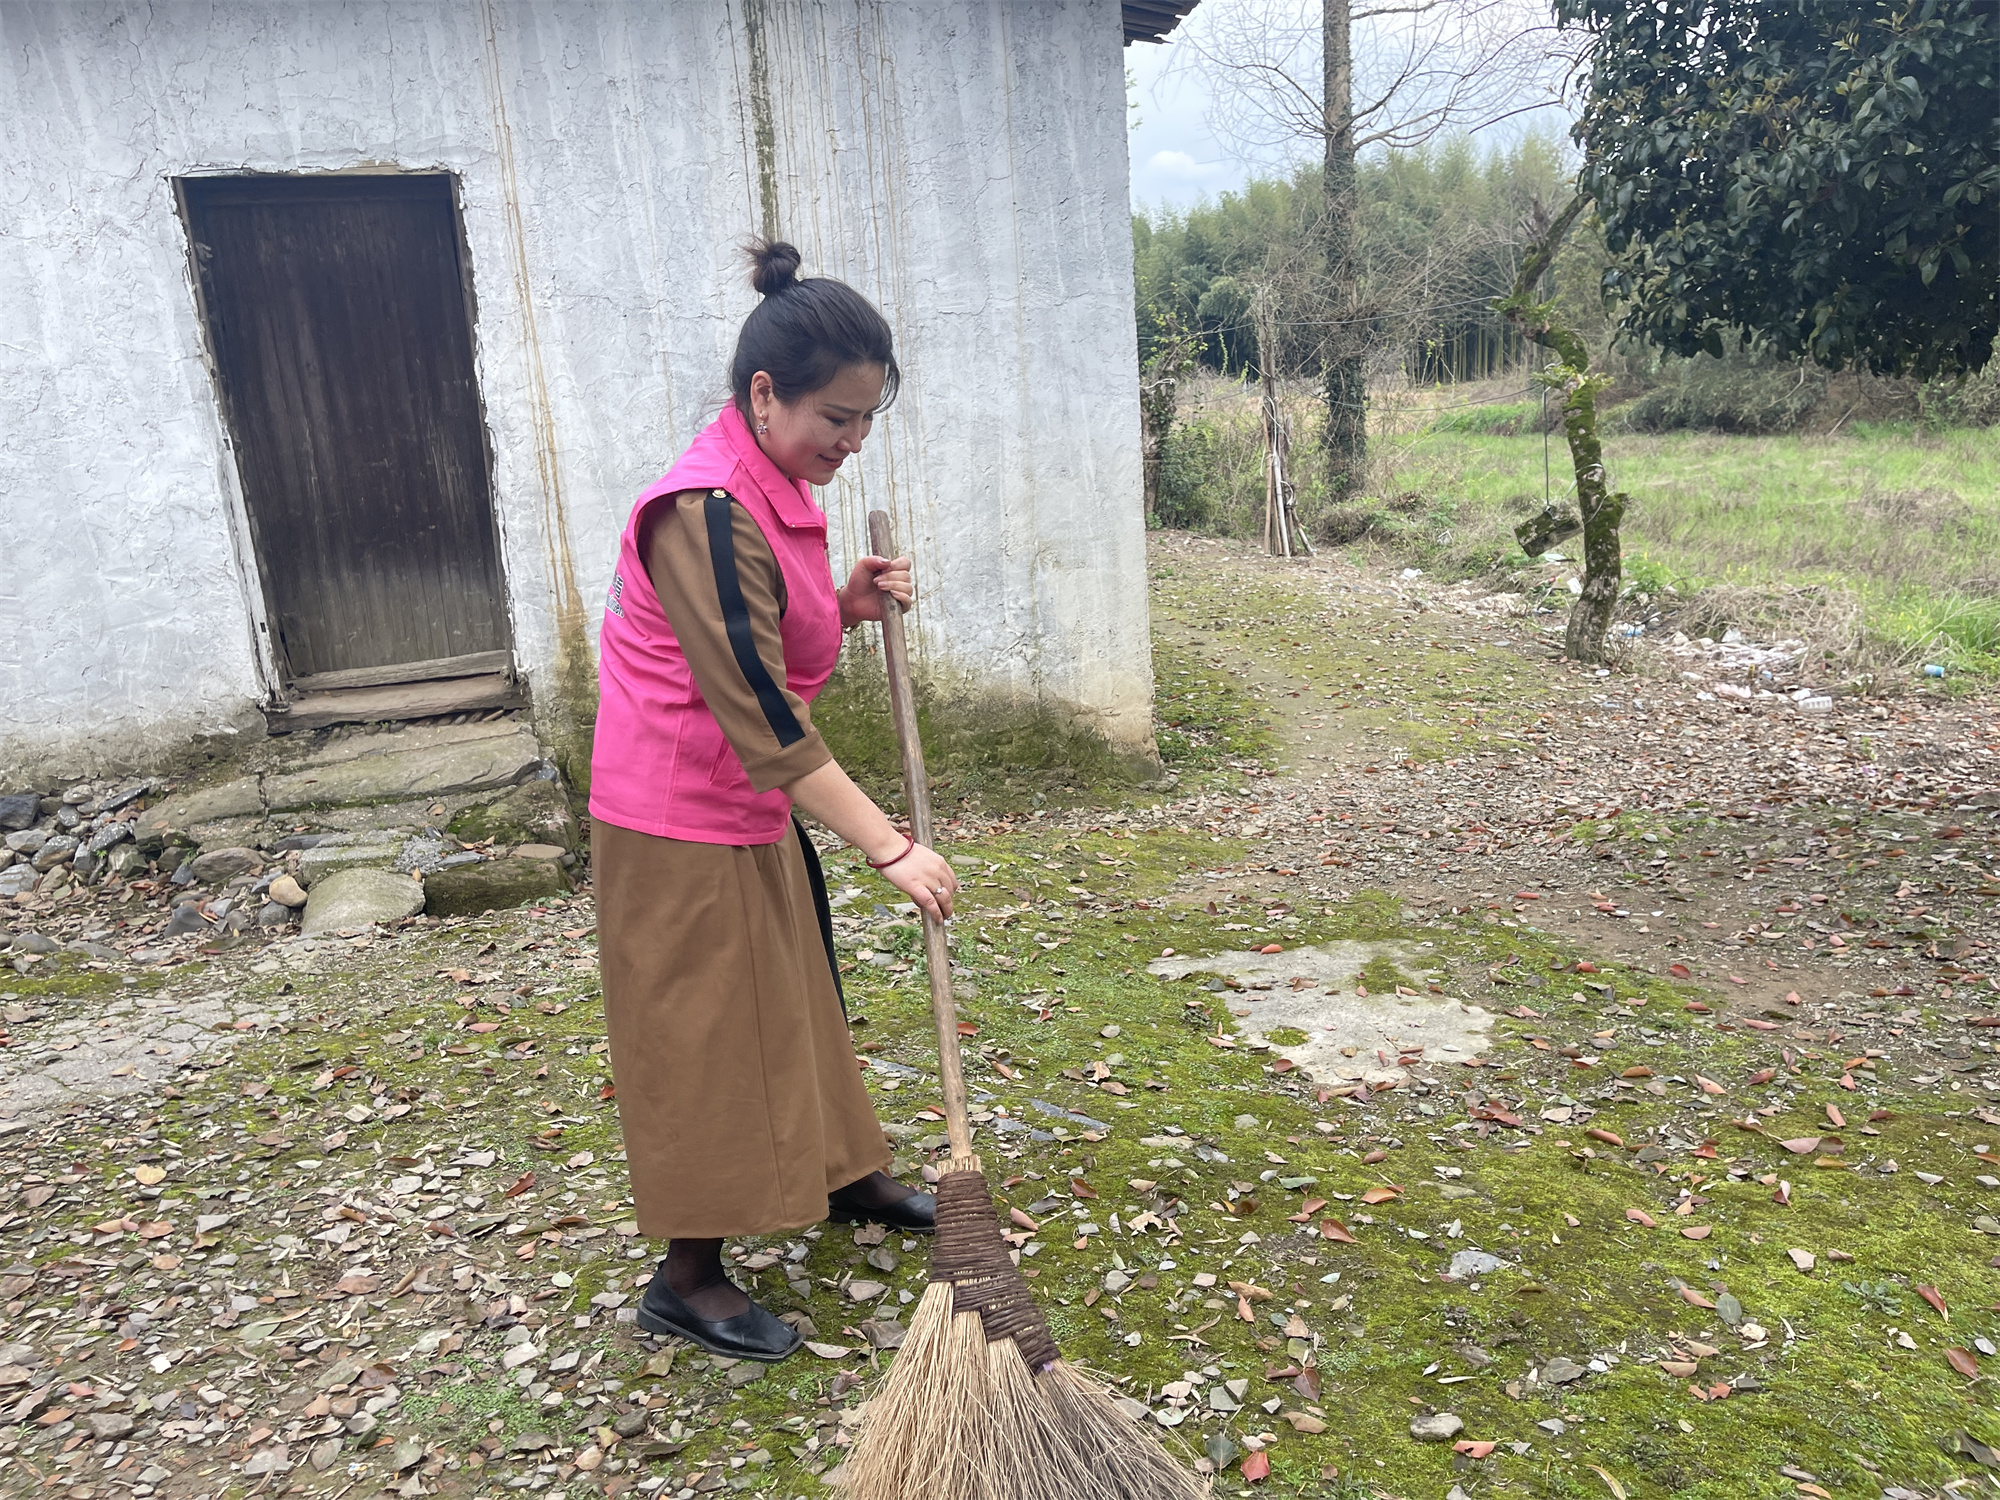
<box><xmin>639</xmin><ymin>489</ymin><xmax>834</xmax><ymax>794</ymax></box>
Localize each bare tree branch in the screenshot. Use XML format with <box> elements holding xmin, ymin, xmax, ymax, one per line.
<box><xmin>1175</xmin><ymin>0</ymin><xmax>1576</xmax><ymax>162</ymax></box>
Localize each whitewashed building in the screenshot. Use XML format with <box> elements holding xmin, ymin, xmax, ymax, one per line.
<box><xmin>0</xmin><ymin>0</ymin><xmax>1196</xmax><ymax>785</ymax></box>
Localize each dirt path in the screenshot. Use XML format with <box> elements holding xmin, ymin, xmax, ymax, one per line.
<box><xmin>1143</xmin><ymin>532</ymin><xmax>2000</xmax><ymax>1033</ymax></box>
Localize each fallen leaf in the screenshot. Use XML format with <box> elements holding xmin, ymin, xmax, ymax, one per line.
<box><xmin>1918</xmin><ymin>1285</ymin><xmax>1949</xmax><ymax>1321</ymax></box>
<box><xmin>1070</xmin><ymin>1178</ymin><xmax>1098</xmax><ymax>1199</ymax></box>
<box><xmin>1586</xmin><ymin>1463</ymin><xmax>1628</xmax><ymax>1499</ymax></box>
<box><xmin>131</xmin><ymin>1165</ymin><xmax>167</xmax><ymax>1186</ymax></box>
<box><xmin>1586</xmin><ymin>1128</ymin><xmax>1624</xmax><ymax>1148</ymax></box>
<box><xmin>1240</xmin><ymin>1451</ymin><xmax>1270</xmax><ymax>1482</ymax></box>
<box><xmin>1625</xmin><ymin>1208</ymin><xmax>1657</xmax><ymax>1228</ymax></box>
<box><xmin>1319</xmin><ymin>1219</ymin><xmax>1357</xmax><ymax>1244</ymax></box>
<box><xmin>1284</xmin><ymin>1412</ymin><xmax>1327</xmax><ymax>1433</ymax></box>
<box><xmin>1681</xmin><ymin>1226</ymin><xmax>1712</xmax><ymax>1240</ymax></box>
<box><xmin>1008</xmin><ymin>1208</ymin><xmax>1039</xmax><ymax>1232</ymax></box>
<box><xmin>1945</xmin><ymin>1346</ymin><xmax>1979</xmax><ymax>1378</ymax></box>
<box><xmin>1360</xmin><ymin>1186</ymin><xmax>1401</xmax><ymax>1205</ymax></box>
<box><xmin>1825</xmin><ymin>1105</ymin><xmax>1845</xmax><ymax>1128</ymax></box>
<box><xmin>1454</xmin><ymin>1440</ymin><xmax>1497</xmax><ymax>1459</ymax></box>
<box><xmin>1780</xmin><ymin>1137</ymin><xmax>1821</xmax><ymax>1155</ymax></box>
<box><xmin>1679</xmin><ymin>1288</ymin><xmax>1716</xmax><ymax>1309</ymax></box>
<box><xmin>1695</xmin><ymin>1076</ymin><xmax>1727</xmax><ymax>1095</ymax></box>
<box><xmin>1658</xmin><ymin>1360</ymin><xmax>1697</xmax><ymax>1377</ymax></box>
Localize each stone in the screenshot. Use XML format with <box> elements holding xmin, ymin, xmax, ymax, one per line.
<box><xmin>1448</xmin><ymin>1250</ymin><xmax>1505</xmax><ymax>1279</ymax></box>
<box><xmin>1455</xmin><ymin>1342</ymin><xmax>1494</xmax><ymax>1370</ymax></box>
<box><xmin>266</xmin><ymin>874</ymin><xmax>308</xmax><ymax>908</ymax></box>
<box><xmin>423</xmin><ymin>857</ymin><xmax>571</xmax><ymax>918</ymax></box>
<box><xmin>257</xmin><ymin>901</ymin><xmax>292</xmax><ymax>928</ymax></box>
<box><xmin>105</xmin><ymin>845</ymin><xmax>148</xmax><ymax>879</ymax></box>
<box><xmin>301</xmin><ymin>867</ymin><xmax>426</xmax><ymax>935</ymax></box>
<box><xmin>297</xmin><ymin>837</ymin><xmax>405</xmax><ymax>887</ymax></box>
<box><xmin>13</xmin><ymin>933</ymin><xmax>57</xmax><ymax>956</ymax></box>
<box><xmin>263</xmin><ymin>722</ymin><xmax>543</xmax><ymax>811</ymax></box>
<box><xmin>0</xmin><ymin>794</ymin><xmax>38</xmax><ymax>832</ymax></box>
<box><xmin>4</xmin><ymin>829</ymin><xmax>46</xmax><ymax>853</ymax></box>
<box><xmin>1540</xmin><ymin>1356</ymin><xmax>1587</xmax><ymax>1385</ymax></box>
<box><xmin>190</xmin><ymin>846</ymin><xmax>263</xmax><ymax>884</ymax></box>
<box><xmin>87</xmin><ymin>1412</ymin><xmax>136</xmax><ymax>1439</ymax></box>
<box><xmin>1410</xmin><ymin>1412</ymin><xmax>1464</xmax><ymax>1443</ymax></box>
<box><xmin>164</xmin><ymin>902</ymin><xmax>210</xmax><ymax>937</ymax></box>
<box><xmin>1103</xmin><ymin>1269</ymin><xmax>1132</xmax><ymax>1293</ymax></box>
<box><xmin>612</xmin><ymin>1411</ymin><xmax>649</xmax><ymax>1439</ymax></box>
<box><xmin>242</xmin><ymin>1444</ymin><xmax>291</xmax><ymax>1477</ymax></box>
<box><xmin>85</xmin><ymin>820</ymin><xmax>133</xmax><ymax>855</ymax></box>
<box><xmin>134</xmin><ymin>778</ymin><xmax>263</xmax><ymax>844</ymax></box>
<box><xmin>307</xmin><ymin>1438</ymin><xmax>342</xmax><ymax>1472</ymax></box>
<box><xmin>449</xmin><ymin>776</ymin><xmax>578</xmax><ymax>851</ymax></box>
<box><xmin>0</xmin><ymin>866</ymin><xmax>37</xmax><ymax>898</ymax></box>
<box><xmin>514</xmin><ymin>842</ymin><xmax>568</xmax><ymax>861</ymax></box>
<box><xmin>31</xmin><ymin>836</ymin><xmax>78</xmax><ymax>872</ymax></box>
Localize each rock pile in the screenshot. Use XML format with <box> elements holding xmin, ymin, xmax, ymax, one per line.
<box><xmin>1</xmin><ymin>716</ymin><xmax>582</xmax><ymax>969</ymax></box>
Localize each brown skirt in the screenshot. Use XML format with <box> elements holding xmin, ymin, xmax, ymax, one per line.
<box><xmin>594</xmin><ymin>817</ymin><xmax>891</xmax><ymax>1239</ymax></box>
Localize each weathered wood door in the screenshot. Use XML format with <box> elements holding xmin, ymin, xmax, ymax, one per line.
<box><xmin>181</xmin><ymin>174</ymin><xmax>510</xmax><ymax>687</ymax></box>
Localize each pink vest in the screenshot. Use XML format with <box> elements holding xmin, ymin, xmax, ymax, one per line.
<box><xmin>589</xmin><ymin>405</ymin><xmax>843</xmax><ymax>845</ymax></box>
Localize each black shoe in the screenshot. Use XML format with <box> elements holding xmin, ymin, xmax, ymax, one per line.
<box><xmin>827</xmin><ymin>1181</ymin><xmax>937</xmax><ymax>1234</ymax></box>
<box><xmin>636</xmin><ymin>1269</ymin><xmax>802</xmax><ymax>1363</ymax></box>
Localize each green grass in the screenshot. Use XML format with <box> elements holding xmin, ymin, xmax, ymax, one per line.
<box><xmin>1365</xmin><ymin>423</ymin><xmax>2000</xmax><ymax>673</ymax></box>
<box><xmin>1165</xmin><ymin>370</ymin><xmax>2000</xmax><ymax>675</ymax></box>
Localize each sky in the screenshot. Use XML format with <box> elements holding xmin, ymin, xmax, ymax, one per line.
<box><xmin>1126</xmin><ymin>34</ymin><xmax>1280</xmax><ymax>214</ymax></box>
<box><xmin>1125</xmin><ymin>9</ymin><xmax>1577</xmax><ymax>217</ymax></box>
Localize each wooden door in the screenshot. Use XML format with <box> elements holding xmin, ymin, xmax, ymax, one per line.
<box><xmin>181</xmin><ymin>174</ymin><xmax>510</xmax><ymax>687</ymax></box>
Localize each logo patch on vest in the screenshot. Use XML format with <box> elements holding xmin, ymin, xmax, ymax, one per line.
<box><xmin>606</xmin><ymin>571</ymin><xmax>626</xmax><ymax>618</ymax></box>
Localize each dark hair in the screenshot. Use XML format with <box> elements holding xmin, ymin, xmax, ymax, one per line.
<box><xmin>730</xmin><ymin>238</ymin><xmax>900</xmax><ymax>415</ymax></box>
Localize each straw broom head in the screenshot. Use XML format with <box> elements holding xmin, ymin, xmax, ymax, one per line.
<box><xmin>843</xmin><ymin>1156</ymin><xmax>1208</xmax><ymax>1500</ymax></box>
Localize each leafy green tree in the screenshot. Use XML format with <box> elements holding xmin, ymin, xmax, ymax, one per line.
<box><xmin>1557</xmin><ymin>0</ymin><xmax>1999</xmax><ymax>378</ymax></box>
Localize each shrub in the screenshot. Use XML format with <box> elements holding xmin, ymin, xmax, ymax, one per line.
<box><xmin>1917</xmin><ymin>365</ymin><xmax>2000</xmax><ymax>430</ymax></box>
<box><xmin>1153</xmin><ymin>420</ymin><xmax>1224</xmax><ymax>530</ymax></box>
<box><xmin>1618</xmin><ymin>349</ymin><xmax>1829</xmax><ymax>434</ymax></box>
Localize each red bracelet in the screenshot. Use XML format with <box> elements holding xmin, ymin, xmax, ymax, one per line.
<box><xmin>866</xmin><ymin>834</ymin><xmax>916</xmax><ymax>871</ymax></box>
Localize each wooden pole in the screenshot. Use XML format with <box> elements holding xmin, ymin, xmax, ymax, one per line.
<box><xmin>866</xmin><ymin>511</ymin><xmax>973</xmax><ymax>1163</ymax></box>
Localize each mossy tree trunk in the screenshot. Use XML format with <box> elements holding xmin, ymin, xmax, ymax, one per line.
<box><xmin>1497</xmin><ymin>194</ymin><xmax>1629</xmax><ymax>665</ymax></box>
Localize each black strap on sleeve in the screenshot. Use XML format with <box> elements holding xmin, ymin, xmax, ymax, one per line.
<box><xmin>702</xmin><ymin>491</ymin><xmax>805</xmax><ymax>748</ymax></box>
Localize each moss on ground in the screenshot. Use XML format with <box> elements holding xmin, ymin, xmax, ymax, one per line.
<box><xmin>814</xmin><ymin>651</ymin><xmax>1156</xmax><ymax>818</ymax></box>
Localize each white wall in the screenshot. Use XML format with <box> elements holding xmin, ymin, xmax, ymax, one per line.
<box><xmin>0</xmin><ymin>0</ymin><xmax>1153</xmax><ymax>783</ymax></box>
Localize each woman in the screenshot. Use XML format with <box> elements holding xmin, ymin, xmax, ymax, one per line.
<box><xmin>590</xmin><ymin>240</ymin><xmax>957</xmax><ymax>1363</ymax></box>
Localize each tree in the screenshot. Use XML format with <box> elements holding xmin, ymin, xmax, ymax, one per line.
<box><xmin>1179</xmin><ymin>0</ymin><xmax>1570</xmax><ymax>491</ymax></box>
<box><xmin>1498</xmin><ymin>194</ymin><xmax>1627</xmax><ymax>664</ymax></box>
<box><xmin>1557</xmin><ymin>0</ymin><xmax>1999</xmax><ymax>379</ymax></box>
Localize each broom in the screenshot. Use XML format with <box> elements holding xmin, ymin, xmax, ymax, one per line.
<box><xmin>841</xmin><ymin>512</ymin><xmax>1207</xmax><ymax>1500</ymax></box>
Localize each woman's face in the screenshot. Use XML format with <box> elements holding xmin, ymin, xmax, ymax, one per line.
<box><xmin>749</xmin><ymin>363</ymin><xmax>887</xmax><ymax>487</ymax></box>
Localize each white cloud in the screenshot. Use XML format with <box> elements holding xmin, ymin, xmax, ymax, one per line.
<box><xmin>1146</xmin><ymin>149</ymin><xmax>1224</xmax><ymax>181</ymax></box>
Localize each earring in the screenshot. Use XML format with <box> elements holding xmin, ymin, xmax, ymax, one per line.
<box><xmin>755</xmin><ymin>421</ymin><xmax>769</xmax><ymax>435</ymax></box>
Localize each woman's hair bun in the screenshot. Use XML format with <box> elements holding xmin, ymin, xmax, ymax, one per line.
<box><xmin>746</xmin><ymin>238</ymin><xmax>803</xmax><ymax>297</ymax></box>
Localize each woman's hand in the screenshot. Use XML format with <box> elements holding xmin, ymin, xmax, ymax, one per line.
<box><xmin>839</xmin><ymin>554</ymin><xmax>913</xmax><ymax>628</ymax></box>
<box><xmin>871</xmin><ymin>838</ymin><xmax>957</xmax><ymax>922</ymax></box>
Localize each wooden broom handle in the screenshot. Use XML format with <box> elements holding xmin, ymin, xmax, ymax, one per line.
<box><xmin>867</xmin><ymin>511</ymin><xmax>975</xmax><ymax>1162</ymax></box>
